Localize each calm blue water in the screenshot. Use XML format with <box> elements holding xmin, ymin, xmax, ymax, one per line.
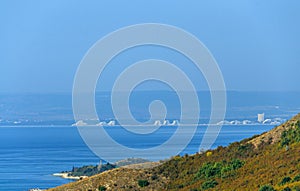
<box><xmin>0</xmin><ymin>91</ymin><xmax>299</xmax><ymax>190</ymax></box>
<box><xmin>0</xmin><ymin>127</ymin><xmax>98</xmax><ymax>191</ymax></box>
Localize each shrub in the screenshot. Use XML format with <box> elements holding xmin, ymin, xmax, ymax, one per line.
<box><xmin>293</xmin><ymin>174</ymin><xmax>300</xmax><ymax>182</ymax></box>
<box><xmin>220</xmin><ymin>166</ymin><xmax>232</xmax><ymax>178</ymax></box>
<box><xmin>201</xmin><ymin>180</ymin><xmax>218</xmax><ymax>190</ymax></box>
<box><xmin>281</xmin><ymin>137</ymin><xmax>291</xmax><ymax>147</ymax></box>
<box><xmin>282</xmin><ymin>187</ymin><xmax>291</xmax><ymax>191</ymax></box>
<box><xmin>280</xmin><ymin>124</ymin><xmax>300</xmax><ymax>147</ymax></box>
<box><xmin>237</xmin><ymin>143</ymin><xmax>254</xmax><ymax>157</ymax></box>
<box><xmin>279</xmin><ymin>177</ymin><xmax>292</xmax><ymax>185</ymax></box>
<box><xmin>258</xmin><ymin>185</ymin><xmax>276</xmax><ymax>191</ymax></box>
<box><xmin>138</xmin><ymin>179</ymin><xmax>149</xmax><ymax>187</ymax></box>
<box><xmin>197</xmin><ymin>162</ymin><xmax>222</xmax><ymax>179</ymax></box>
<box><xmin>293</xmin><ymin>186</ymin><xmax>300</xmax><ymax>191</ymax></box>
<box><xmin>230</xmin><ymin>158</ymin><xmax>245</xmax><ymax>170</ymax></box>
<box><xmin>151</xmin><ymin>174</ymin><xmax>158</xmax><ymax>180</ymax></box>
<box><xmin>195</xmin><ymin>159</ymin><xmax>244</xmax><ymax>180</ymax></box>
<box><xmin>98</xmin><ymin>186</ymin><xmax>106</xmax><ymax>191</ymax></box>
<box><xmin>177</xmin><ymin>184</ymin><xmax>184</xmax><ymax>189</ymax></box>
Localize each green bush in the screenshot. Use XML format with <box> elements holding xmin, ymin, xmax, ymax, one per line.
<box><xmin>98</xmin><ymin>185</ymin><xmax>106</xmax><ymax>191</ymax></box>
<box><xmin>138</xmin><ymin>179</ymin><xmax>149</xmax><ymax>187</ymax></box>
<box><xmin>230</xmin><ymin>158</ymin><xmax>245</xmax><ymax>170</ymax></box>
<box><xmin>196</xmin><ymin>162</ymin><xmax>222</xmax><ymax>179</ymax></box>
<box><xmin>258</xmin><ymin>185</ymin><xmax>276</xmax><ymax>191</ymax></box>
<box><xmin>293</xmin><ymin>186</ymin><xmax>300</xmax><ymax>191</ymax></box>
<box><xmin>151</xmin><ymin>174</ymin><xmax>158</xmax><ymax>180</ymax></box>
<box><xmin>279</xmin><ymin>177</ymin><xmax>292</xmax><ymax>185</ymax></box>
<box><xmin>293</xmin><ymin>174</ymin><xmax>300</xmax><ymax>182</ymax></box>
<box><xmin>280</xmin><ymin>122</ymin><xmax>300</xmax><ymax>147</ymax></box>
<box><xmin>282</xmin><ymin>187</ymin><xmax>291</xmax><ymax>191</ymax></box>
<box><xmin>195</xmin><ymin>159</ymin><xmax>244</xmax><ymax>180</ymax></box>
<box><xmin>201</xmin><ymin>180</ymin><xmax>218</xmax><ymax>190</ymax></box>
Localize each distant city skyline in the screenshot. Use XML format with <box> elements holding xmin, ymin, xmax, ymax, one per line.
<box><xmin>1</xmin><ymin>1</ymin><xmax>300</xmax><ymax>93</ymax></box>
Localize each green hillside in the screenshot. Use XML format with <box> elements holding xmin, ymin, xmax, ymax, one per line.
<box><xmin>48</xmin><ymin>113</ymin><xmax>300</xmax><ymax>191</ymax></box>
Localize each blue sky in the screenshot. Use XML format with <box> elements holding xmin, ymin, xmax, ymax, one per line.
<box><xmin>0</xmin><ymin>0</ymin><xmax>299</xmax><ymax>93</ymax></box>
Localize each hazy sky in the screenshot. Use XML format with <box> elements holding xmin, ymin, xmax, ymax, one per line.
<box><xmin>1</xmin><ymin>0</ymin><xmax>299</xmax><ymax>93</ymax></box>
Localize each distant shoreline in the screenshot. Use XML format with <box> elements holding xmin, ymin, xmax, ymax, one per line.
<box><xmin>52</xmin><ymin>173</ymin><xmax>88</xmax><ymax>180</ymax></box>
<box><xmin>0</xmin><ymin>123</ymin><xmax>277</xmax><ymax>128</ymax></box>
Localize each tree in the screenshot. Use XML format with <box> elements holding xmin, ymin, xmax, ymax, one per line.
<box><xmin>293</xmin><ymin>174</ymin><xmax>300</xmax><ymax>182</ymax></box>
<box><xmin>279</xmin><ymin>177</ymin><xmax>291</xmax><ymax>186</ymax></box>
<box><xmin>201</xmin><ymin>180</ymin><xmax>218</xmax><ymax>190</ymax></box>
<box><xmin>282</xmin><ymin>187</ymin><xmax>291</xmax><ymax>191</ymax></box>
<box><xmin>98</xmin><ymin>186</ymin><xmax>106</xmax><ymax>191</ymax></box>
<box><xmin>138</xmin><ymin>179</ymin><xmax>149</xmax><ymax>187</ymax></box>
<box><xmin>258</xmin><ymin>185</ymin><xmax>276</xmax><ymax>191</ymax></box>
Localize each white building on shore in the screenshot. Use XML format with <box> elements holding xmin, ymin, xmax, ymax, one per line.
<box><xmin>107</xmin><ymin>120</ymin><xmax>116</xmax><ymax>126</ymax></box>
<box><xmin>257</xmin><ymin>113</ymin><xmax>265</xmax><ymax>123</ymax></box>
<box><xmin>154</xmin><ymin>120</ymin><xmax>162</xmax><ymax>126</ymax></box>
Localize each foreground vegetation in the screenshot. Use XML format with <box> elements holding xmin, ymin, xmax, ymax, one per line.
<box><xmin>68</xmin><ymin>163</ymin><xmax>116</xmax><ymax>177</ymax></box>
<box><xmin>48</xmin><ymin>113</ymin><xmax>300</xmax><ymax>191</ymax></box>
<box><xmin>64</xmin><ymin>158</ymin><xmax>150</xmax><ymax>177</ymax></box>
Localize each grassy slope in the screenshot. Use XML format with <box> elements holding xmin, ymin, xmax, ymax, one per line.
<box><xmin>48</xmin><ymin>166</ymin><xmax>169</xmax><ymax>191</ymax></box>
<box><xmin>48</xmin><ymin>113</ymin><xmax>300</xmax><ymax>191</ymax></box>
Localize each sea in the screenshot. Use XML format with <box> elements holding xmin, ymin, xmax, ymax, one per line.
<box><xmin>0</xmin><ymin>91</ymin><xmax>299</xmax><ymax>191</ymax></box>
